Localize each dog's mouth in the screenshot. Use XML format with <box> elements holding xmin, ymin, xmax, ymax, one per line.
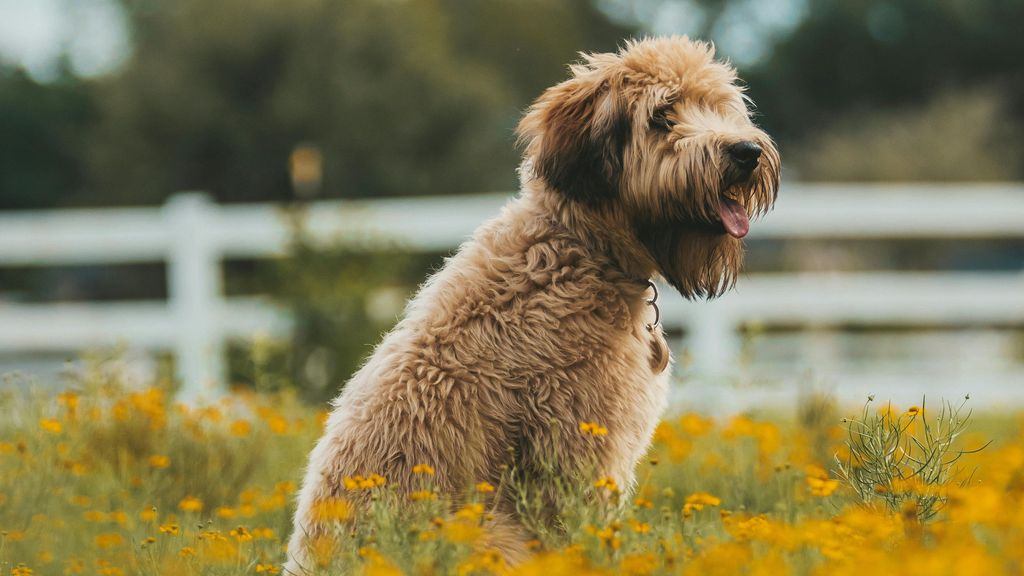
<box><xmin>716</xmin><ymin>194</ymin><xmax>749</xmax><ymax>239</ymax></box>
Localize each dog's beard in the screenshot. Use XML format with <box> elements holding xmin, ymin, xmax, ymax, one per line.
<box><xmin>629</xmin><ymin>150</ymin><xmax>776</xmax><ymax>299</ymax></box>
<box><xmin>636</xmin><ymin>218</ymin><xmax>743</xmax><ymax>299</ymax></box>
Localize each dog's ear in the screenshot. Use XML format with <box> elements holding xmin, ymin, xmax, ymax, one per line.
<box><xmin>517</xmin><ymin>75</ymin><xmax>629</xmax><ymax>204</ymax></box>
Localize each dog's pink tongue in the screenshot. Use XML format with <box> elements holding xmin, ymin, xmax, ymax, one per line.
<box><xmin>718</xmin><ymin>197</ymin><xmax>749</xmax><ymax>238</ymax></box>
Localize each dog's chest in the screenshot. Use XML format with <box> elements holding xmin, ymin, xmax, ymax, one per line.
<box><xmin>581</xmin><ymin>319</ymin><xmax>671</xmax><ymax>434</ymax></box>
<box><xmin>625</xmin><ymin>326</ymin><xmax>672</xmax><ymax>411</ymax></box>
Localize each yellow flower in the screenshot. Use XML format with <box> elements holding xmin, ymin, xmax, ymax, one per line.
<box><xmin>410</xmin><ymin>490</ymin><xmax>438</xmax><ymax>501</ymax></box>
<box><xmin>358</xmin><ymin>547</ymin><xmax>382</xmax><ymax>560</ymax></box>
<box><xmin>94</xmin><ymin>533</ymin><xmax>124</xmax><ymax>549</ymax></box>
<box><xmin>198</xmin><ymin>530</ymin><xmax>227</xmax><ymax>542</ymax></box>
<box><xmin>140</xmin><ymin>507</ymin><xmax>158</xmax><ymax>522</ymax></box>
<box><xmin>83</xmin><ymin>510</ymin><xmax>105</xmax><ymax>522</ymax></box>
<box><xmin>456</xmin><ymin>550</ymin><xmax>505</xmax><ymax>575</ymax></box>
<box><xmin>724</xmin><ymin>514</ymin><xmax>774</xmax><ymax>542</ymax></box>
<box><xmin>215</xmin><ymin>506</ymin><xmax>237</xmax><ymax>519</ymax></box>
<box><xmin>255</xmin><ymin>564</ymin><xmax>280</xmax><ymax>574</ymax></box>
<box><xmin>179</xmin><ymin>547</ymin><xmax>196</xmax><ymax>557</ymax></box>
<box><xmin>877</xmin><ymin>404</ymin><xmax>899</xmax><ymax>423</ymax></box>
<box><xmin>230</xmin><ymin>526</ymin><xmax>253</xmax><ymax>542</ymax></box>
<box><xmin>239</xmin><ymin>488</ymin><xmax>261</xmax><ymax>504</ymax></box>
<box><xmin>621</xmin><ymin>553</ymin><xmax>658</xmax><ymax>575</ymax></box>
<box><xmin>595</xmin><ymin>526</ymin><xmax>621</xmax><ymax>550</ymax></box>
<box><xmin>443</xmin><ymin>520</ymin><xmax>483</xmax><ymax>543</ymax></box>
<box><xmin>57</xmin><ymin>391</ymin><xmax>79</xmax><ymax>412</ymax></box>
<box><xmin>679</xmin><ymin>413</ymin><xmax>713</xmax><ymax>436</ymax></box>
<box><xmin>159</xmin><ymin>523</ymin><xmax>180</xmax><ymax>536</ymax></box>
<box><xmin>142</xmin><ymin>537</ymin><xmax>156</xmax><ymax>545</ymax></box>
<box><xmin>311</xmin><ymin>498</ymin><xmax>351</xmax><ymax>521</ymax></box>
<box><xmin>229</xmin><ymin>420</ymin><xmax>252</xmax><ymax>437</ymax></box>
<box><xmin>635</xmin><ymin>497</ymin><xmax>654</xmax><ymax>509</ymax></box>
<box><xmin>178</xmin><ymin>496</ymin><xmax>203</xmax><ymax>513</ymax></box>
<box><xmin>905</xmin><ymin>406</ymin><xmax>923</xmax><ymax>417</ymax></box>
<box><xmin>11</xmin><ymin>564</ymin><xmax>33</xmax><ymax>576</ymax></box>
<box><xmin>413</xmin><ymin>463</ymin><xmax>435</xmax><ymax>475</ymax></box>
<box><xmin>95</xmin><ymin>561</ymin><xmax>124</xmax><ymax>576</ymax></box>
<box><xmin>683</xmin><ymin>492</ymin><xmax>722</xmax><ymax>515</ymax></box>
<box><xmin>476</xmin><ymin>482</ymin><xmax>495</xmax><ymax>493</ymax></box>
<box><xmin>148</xmin><ymin>455</ymin><xmax>170</xmax><ymax>469</ymax></box>
<box><xmin>202</xmin><ymin>536</ymin><xmax>238</xmax><ymax>562</ymax></box>
<box><xmin>198</xmin><ymin>405</ymin><xmax>223</xmax><ymax>422</ymax></box>
<box><xmin>653</xmin><ymin>422</ymin><xmax>693</xmax><ymax>461</ymax></box>
<box><xmin>805</xmin><ymin>465</ymin><xmax>840</xmax><ymax>497</ymax></box>
<box><xmin>686</xmin><ymin>492</ymin><xmax>721</xmax><ymax>507</ymax></box>
<box><xmin>267</xmin><ymin>415</ymin><xmax>289</xmax><ymax>435</ymax></box>
<box><xmin>579</xmin><ymin>421</ymin><xmax>609</xmax><ymax>436</ymax></box>
<box><xmin>39</xmin><ymin>418</ymin><xmax>62</xmax><ymax>434</ymax></box>
<box><xmin>628</xmin><ymin>520</ymin><xmax>652</xmax><ymax>534</ymax></box>
<box><xmin>806</xmin><ymin>478</ymin><xmax>840</xmax><ymax>497</ymax></box>
<box><xmin>343</xmin><ymin>474</ymin><xmax>386</xmax><ymax>491</ymax></box>
<box><xmin>594</xmin><ymin>476</ymin><xmax>619</xmax><ymax>493</ymax></box>
<box><xmin>455</xmin><ymin>503</ymin><xmax>485</xmax><ymax>521</ymax></box>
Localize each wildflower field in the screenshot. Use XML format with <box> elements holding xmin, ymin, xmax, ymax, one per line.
<box><xmin>1</xmin><ymin>368</ymin><xmax>1022</xmax><ymax>576</ymax></box>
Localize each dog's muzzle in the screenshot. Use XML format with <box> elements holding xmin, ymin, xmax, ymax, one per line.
<box><xmin>714</xmin><ymin>140</ymin><xmax>764</xmax><ymax>239</ymax></box>
<box><xmin>728</xmin><ymin>141</ymin><xmax>762</xmax><ymax>175</ymax></box>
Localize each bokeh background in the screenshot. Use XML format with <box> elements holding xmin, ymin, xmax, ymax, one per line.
<box><xmin>1</xmin><ymin>0</ymin><xmax>1022</xmax><ymax>409</ymax></box>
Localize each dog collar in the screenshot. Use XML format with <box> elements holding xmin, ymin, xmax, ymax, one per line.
<box><xmin>644</xmin><ymin>279</ymin><xmax>660</xmax><ymax>332</ymax></box>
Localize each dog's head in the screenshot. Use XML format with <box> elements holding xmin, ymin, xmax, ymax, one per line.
<box><xmin>517</xmin><ymin>36</ymin><xmax>780</xmax><ymax>298</ymax></box>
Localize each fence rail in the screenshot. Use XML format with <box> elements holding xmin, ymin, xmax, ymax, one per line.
<box><xmin>1</xmin><ymin>184</ymin><xmax>1022</xmax><ymax>401</ymax></box>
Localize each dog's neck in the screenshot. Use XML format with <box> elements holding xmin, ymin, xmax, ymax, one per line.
<box><xmin>521</xmin><ymin>177</ymin><xmax>660</xmax><ymax>286</ymax></box>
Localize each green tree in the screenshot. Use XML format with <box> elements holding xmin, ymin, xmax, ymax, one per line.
<box><xmin>0</xmin><ymin>64</ymin><xmax>94</xmax><ymax>209</ymax></box>
<box><xmin>791</xmin><ymin>88</ymin><xmax>1022</xmax><ymax>181</ymax></box>
<box><xmin>745</xmin><ymin>0</ymin><xmax>1024</xmax><ymax>149</ymax></box>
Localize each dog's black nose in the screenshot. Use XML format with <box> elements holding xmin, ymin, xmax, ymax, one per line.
<box><xmin>728</xmin><ymin>141</ymin><xmax>762</xmax><ymax>170</ymax></box>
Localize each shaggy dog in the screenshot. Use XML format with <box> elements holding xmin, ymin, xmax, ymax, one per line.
<box><xmin>285</xmin><ymin>36</ymin><xmax>779</xmax><ymax>573</ymax></box>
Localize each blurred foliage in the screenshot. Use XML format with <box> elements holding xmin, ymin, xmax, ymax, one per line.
<box><xmin>791</xmin><ymin>88</ymin><xmax>1023</xmax><ymax>181</ymax></box>
<box><xmin>746</xmin><ymin>0</ymin><xmax>1024</xmax><ymax>150</ymax></box>
<box><xmin>1</xmin><ymin>0</ymin><xmax>1023</xmax><ymax>208</ymax></box>
<box><xmin>0</xmin><ymin>65</ymin><xmax>94</xmax><ymax>209</ymax></box>
<box><xmin>225</xmin><ymin>209</ymin><xmax>439</xmax><ymax>401</ymax></box>
<box><xmin>82</xmin><ymin>0</ymin><xmax>631</xmax><ymax>206</ymax></box>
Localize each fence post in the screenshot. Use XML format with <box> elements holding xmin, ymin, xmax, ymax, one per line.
<box><xmin>687</xmin><ymin>303</ymin><xmax>739</xmax><ymax>381</ymax></box>
<box><xmin>165</xmin><ymin>193</ymin><xmax>225</xmax><ymax>402</ymax></box>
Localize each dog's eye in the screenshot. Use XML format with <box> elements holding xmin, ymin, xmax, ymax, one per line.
<box><xmin>650</xmin><ymin>108</ymin><xmax>673</xmax><ymax>132</ymax></box>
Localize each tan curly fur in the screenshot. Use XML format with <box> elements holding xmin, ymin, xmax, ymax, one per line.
<box><xmin>285</xmin><ymin>36</ymin><xmax>779</xmax><ymax>573</ymax></box>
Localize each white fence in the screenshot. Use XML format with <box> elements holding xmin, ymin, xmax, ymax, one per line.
<box><xmin>1</xmin><ymin>184</ymin><xmax>1023</xmax><ymax>404</ymax></box>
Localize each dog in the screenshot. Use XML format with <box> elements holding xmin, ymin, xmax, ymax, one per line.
<box><xmin>285</xmin><ymin>36</ymin><xmax>779</xmax><ymax>573</ymax></box>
